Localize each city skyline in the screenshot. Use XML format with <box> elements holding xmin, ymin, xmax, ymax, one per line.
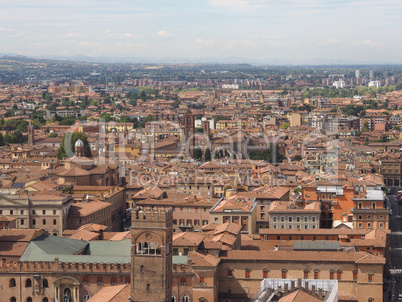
<box><xmin>1</xmin><ymin>0</ymin><xmax>402</xmax><ymax>64</ymax></box>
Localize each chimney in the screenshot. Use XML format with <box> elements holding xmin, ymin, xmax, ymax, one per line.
<box><xmin>284</xmin><ymin>283</ymin><xmax>288</xmax><ymax>294</ymax></box>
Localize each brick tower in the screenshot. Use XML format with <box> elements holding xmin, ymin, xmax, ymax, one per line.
<box><xmin>131</xmin><ymin>206</ymin><xmax>173</xmax><ymax>302</ymax></box>
<box><xmin>184</xmin><ymin>110</ymin><xmax>195</xmax><ymax>157</ymax></box>
<box><xmin>28</xmin><ymin>120</ymin><xmax>35</xmax><ymax>145</ymax></box>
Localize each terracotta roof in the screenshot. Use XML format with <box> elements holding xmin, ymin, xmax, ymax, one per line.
<box><xmin>188</xmin><ymin>251</ymin><xmax>221</xmax><ymax>267</ymax></box>
<box><xmin>87</xmin><ymin>284</ymin><xmax>130</xmax><ymax>302</ymax></box>
<box><xmin>279</xmin><ymin>289</ymin><xmax>322</xmax><ymax>302</ymax></box>
<box><xmin>173</xmin><ymin>232</ymin><xmax>206</xmax><ymax>247</ymax></box>
<box><xmin>69</xmin><ymin>201</ymin><xmax>112</xmax><ymax>217</ymax></box>
<box><xmin>220</xmin><ymin>250</ymin><xmax>385</xmax><ymax>264</ymax></box>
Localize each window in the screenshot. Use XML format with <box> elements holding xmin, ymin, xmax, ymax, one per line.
<box><xmin>32</xmin><ymin>219</ymin><xmax>36</xmax><ymax>225</ymax></box>
<box><xmin>111</xmin><ymin>277</ymin><xmax>117</xmax><ymax>285</ymax></box>
<box><xmin>10</xmin><ymin>210</ymin><xmax>13</xmax><ymax>215</ymax></box>
<box><xmin>337</xmin><ymin>271</ymin><xmax>342</xmax><ymax>280</ymax></box>
<box><xmin>368</xmin><ymin>298</ymin><xmax>374</xmax><ymax>302</ymax></box>
<box><xmin>228</xmin><ymin>269</ymin><xmax>233</xmax><ymax>278</ymax></box>
<box><xmin>330</xmin><ymin>271</ymin><xmax>334</xmax><ymax>280</ymax></box>
<box><xmin>180</xmin><ymin>277</ymin><xmax>187</xmax><ymax>285</ymax></box>
<box><xmin>21</xmin><ymin>219</ymin><xmax>24</xmax><ymax>225</ymax></box>
<box><xmin>288</xmin><ymin>225</ymin><xmax>292</xmax><ymax>229</ymax></box>
<box><xmin>27</xmin><ymin>298</ymin><xmax>32</xmax><ymax>302</ymax></box>
<box><xmin>353</xmin><ymin>270</ymin><xmax>357</xmax><ymax>281</ymax></box>
<box><xmin>296</xmin><ymin>216</ymin><xmax>300</xmax><ymax>222</ymax></box>
<box><xmin>304</xmin><ymin>270</ymin><xmax>309</xmax><ymax>279</ymax></box>
<box><xmin>379</xmin><ymin>223</ymin><xmax>384</xmax><ymax>229</ymax></box>
<box><xmin>282</xmin><ymin>270</ymin><xmax>287</xmax><ymax>279</ymax></box>
<box><xmin>146</xmin><ymin>284</ymin><xmax>150</xmax><ymax>291</ymax></box>
<box><xmin>245</xmin><ymin>269</ymin><xmax>250</xmax><ymax>278</ymax></box>
<box><xmin>272</xmin><ymin>216</ymin><xmax>277</xmax><ymax>223</ymax></box>
<box><xmin>314</xmin><ymin>270</ymin><xmax>319</xmax><ymax>279</ymax></box>
<box><xmin>368</xmin><ymin>274</ymin><xmax>373</xmax><ymax>282</ymax></box>
<box><xmin>43</xmin><ymin>278</ymin><xmax>48</xmax><ymax>288</ymax></box>
<box><xmin>368</xmin><ymin>223</ymin><xmax>372</xmax><ymax>229</ymax></box>
<box><xmin>21</xmin><ymin>210</ymin><xmax>24</xmax><ymax>215</ymax></box>
<box><xmin>43</xmin><ymin>210</ymin><xmax>46</xmax><ymax>215</ymax></box>
<box><xmin>304</xmin><ymin>216</ymin><xmax>308</xmax><ymax>222</ymax></box>
<box><xmin>32</xmin><ymin>210</ymin><xmax>36</xmax><ymax>214</ymax></box>
<box><xmin>43</xmin><ymin>219</ymin><xmax>46</xmax><ymax>225</ymax></box>
<box><xmin>263</xmin><ymin>269</ymin><xmax>268</xmax><ymax>278</ymax></box>
<box><xmin>11</xmin><ymin>298</ymin><xmax>16</xmax><ymax>302</ymax></box>
<box><xmin>296</xmin><ymin>225</ymin><xmax>301</xmax><ymax>229</ymax></box>
<box><xmin>43</xmin><ymin>298</ymin><xmax>49</xmax><ymax>302</ymax></box>
<box><xmin>358</xmin><ymin>223</ymin><xmax>363</xmax><ymax>229</ymax></box>
<box><xmin>125</xmin><ymin>277</ymin><xmax>130</xmax><ymax>284</ymax></box>
<box><xmin>281</xmin><ymin>217</ymin><xmax>285</xmax><ymax>222</ymax></box>
<box><xmin>25</xmin><ymin>278</ymin><xmax>32</xmax><ymax>287</ymax></box>
<box><xmin>9</xmin><ymin>278</ymin><xmax>16</xmax><ymax>287</ymax></box>
<box><xmin>200</xmin><ymin>277</ymin><xmax>205</xmax><ymax>286</ymax></box>
<box><xmin>182</xmin><ymin>295</ymin><xmax>189</xmax><ymax>302</ymax></box>
<box><xmin>53</xmin><ymin>210</ymin><xmax>56</xmax><ymax>215</ymax></box>
<box><xmin>312</xmin><ymin>216</ymin><xmax>316</xmax><ymax>223</ymax></box>
<box><xmin>97</xmin><ymin>277</ymin><xmax>103</xmax><ymax>285</ymax></box>
<box><xmin>288</xmin><ymin>217</ymin><xmax>292</xmax><ymax>223</ymax></box>
<box><xmin>83</xmin><ymin>276</ymin><xmax>89</xmax><ymax>285</ymax></box>
<box><xmin>188</xmin><ymin>207</ymin><xmax>191</xmax><ymax>213</ymax></box>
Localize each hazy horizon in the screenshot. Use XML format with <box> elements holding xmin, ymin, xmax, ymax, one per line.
<box><xmin>1</xmin><ymin>1</ymin><xmax>402</xmax><ymax>64</ymax></box>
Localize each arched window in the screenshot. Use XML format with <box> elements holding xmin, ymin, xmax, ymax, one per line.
<box><xmin>111</xmin><ymin>277</ymin><xmax>117</xmax><ymax>285</ymax></box>
<box><xmin>10</xmin><ymin>298</ymin><xmax>16</xmax><ymax>302</ymax></box>
<box><xmin>43</xmin><ymin>298</ymin><xmax>49</xmax><ymax>302</ymax></box>
<box><xmin>146</xmin><ymin>284</ymin><xmax>150</xmax><ymax>291</ymax></box>
<box><xmin>84</xmin><ymin>294</ymin><xmax>90</xmax><ymax>302</ymax></box>
<box><xmin>180</xmin><ymin>277</ymin><xmax>187</xmax><ymax>285</ymax></box>
<box><xmin>182</xmin><ymin>295</ymin><xmax>189</xmax><ymax>302</ymax></box>
<box><xmin>125</xmin><ymin>277</ymin><xmax>130</xmax><ymax>284</ymax></box>
<box><xmin>27</xmin><ymin>298</ymin><xmax>33</xmax><ymax>302</ymax></box>
<box><xmin>97</xmin><ymin>277</ymin><xmax>103</xmax><ymax>285</ymax></box>
<box><xmin>9</xmin><ymin>278</ymin><xmax>16</xmax><ymax>287</ymax></box>
<box><xmin>83</xmin><ymin>276</ymin><xmax>89</xmax><ymax>284</ymax></box>
<box><xmin>25</xmin><ymin>278</ymin><xmax>32</xmax><ymax>287</ymax></box>
<box><xmin>43</xmin><ymin>278</ymin><xmax>49</xmax><ymax>288</ymax></box>
<box><xmin>172</xmin><ymin>297</ymin><xmax>175</xmax><ymax>302</ymax></box>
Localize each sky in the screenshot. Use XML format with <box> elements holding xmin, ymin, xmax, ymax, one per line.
<box><xmin>0</xmin><ymin>0</ymin><xmax>402</xmax><ymax>64</ymax></box>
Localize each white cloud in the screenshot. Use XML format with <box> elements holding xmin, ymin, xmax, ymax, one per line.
<box><xmin>65</xmin><ymin>33</ymin><xmax>85</xmax><ymax>38</ymax></box>
<box><xmin>196</xmin><ymin>38</ymin><xmax>216</xmax><ymax>46</ymax></box>
<box><xmin>0</xmin><ymin>27</ymin><xmax>16</xmax><ymax>32</ymax></box>
<box><xmin>157</xmin><ymin>30</ymin><xmax>174</xmax><ymax>37</ymax></box>
<box><xmin>208</xmin><ymin>0</ymin><xmax>266</xmax><ymax>9</ymax></box>
<box><xmin>318</xmin><ymin>39</ymin><xmax>342</xmax><ymax>46</ymax></box>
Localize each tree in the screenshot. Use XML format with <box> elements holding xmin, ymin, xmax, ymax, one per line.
<box><xmin>56</xmin><ymin>132</ymin><xmax>92</xmax><ymax>159</ymax></box>
<box><xmin>140</xmin><ymin>115</ymin><xmax>155</xmax><ymax>128</ymax></box>
<box><xmin>204</xmin><ymin>148</ymin><xmax>211</xmax><ymax>161</ymax></box>
<box><xmin>0</xmin><ymin>133</ymin><xmax>4</xmax><ymax>146</ymax></box>
<box><xmin>292</xmin><ymin>155</ymin><xmax>302</xmax><ymax>161</ymax></box>
<box><xmin>193</xmin><ymin>148</ymin><xmax>203</xmax><ymax>161</ymax></box>
<box><xmin>361</xmin><ymin>122</ymin><xmax>369</xmax><ymax>132</ymax></box>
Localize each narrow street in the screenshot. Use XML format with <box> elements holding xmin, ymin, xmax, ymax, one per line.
<box><xmin>387</xmin><ymin>192</ymin><xmax>402</xmax><ymax>301</ymax></box>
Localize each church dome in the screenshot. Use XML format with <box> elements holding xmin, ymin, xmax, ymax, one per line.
<box><xmin>75</xmin><ymin>139</ymin><xmax>84</xmax><ymax>148</ymax></box>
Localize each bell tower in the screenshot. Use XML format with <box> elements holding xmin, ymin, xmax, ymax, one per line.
<box><xmin>131</xmin><ymin>206</ymin><xmax>173</xmax><ymax>302</ymax></box>
<box><xmin>184</xmin><ymin>110</ymin><xmax>195</xmax><ymax>157</ymax></box>
<box><xmin>28</xmin><ymin>120</ymin><xmax>35</xmax><ymax>145</ymax></box>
